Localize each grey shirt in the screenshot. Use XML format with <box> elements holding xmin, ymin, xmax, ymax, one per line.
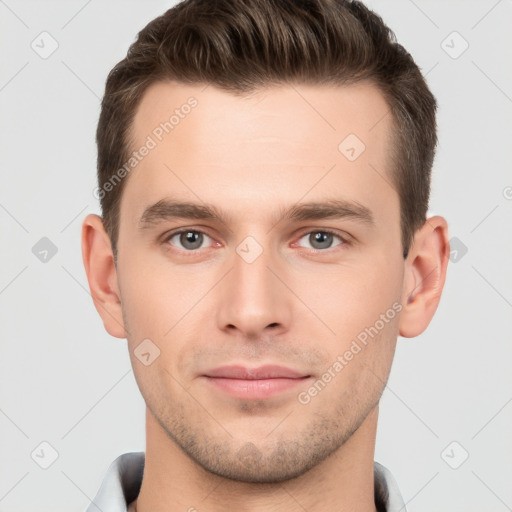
<box><xmin>85</xmin><ymin>452</ymin><xmax>407</xmax><ymax>512</ymax></box>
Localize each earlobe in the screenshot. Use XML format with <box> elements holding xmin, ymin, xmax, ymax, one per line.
<box><xmin>398</xmin><ymin>216</ymin><xmax>450</xmax><ymax>338</ymax></box>
<box><xmin>81</xmin><ymin>214</ymin><xmax>127</xmax><ymax>339</ymax></box>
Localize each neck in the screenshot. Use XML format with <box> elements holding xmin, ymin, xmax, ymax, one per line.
<box><xmin>133</xmin><ymin>406</ymin><xmax>380</xmax><ymax>512</ymax></box>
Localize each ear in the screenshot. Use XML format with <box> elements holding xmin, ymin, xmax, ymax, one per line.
<box><xmin>399</xmin><ymin>216</ymin><xmax>450</xmax><ymax>338</ymax></box>
<box><xmin>81</xmin><ymin>214</ymin><xmax>127</xmax><ymax>339</ymax></box>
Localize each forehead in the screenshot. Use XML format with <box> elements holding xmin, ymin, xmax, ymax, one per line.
<box><xmin>121</xmin><ymin>79</ymin><xmax>396</xmax><ymax>226</ymax></box>
<box><xmin>131</xmin><ymin>79</ymin><xmax>392</xmax><ymax>152</ymax></box>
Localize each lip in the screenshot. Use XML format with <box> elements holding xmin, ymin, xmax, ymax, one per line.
<box><xmin>202</xmin><ymin>365</ymin><xmax>311</xmax><ymax>400</ymax></box>
<box><xmin>205</xmin><ymin>365</ymin><xmax>306</xmax><ymax>380</ymax></box>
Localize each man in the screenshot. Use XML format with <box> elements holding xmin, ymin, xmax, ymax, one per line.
<box><xmin>81</xmin><ymin>0</ymin><xmax>449</xmax><ymax>510</ymax></box>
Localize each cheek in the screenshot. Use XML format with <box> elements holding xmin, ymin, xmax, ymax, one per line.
<box><xmin>118</xmin><ymin>247</ymin><xmax>203</xmax><ymax>337</ymax></box>
<box><xmin>118</xmin><ymin>251</ymin><xmax>219</xmax><ymax>385</ymax></box>
<box><xmin>293</xmin><ymin>251</ymin><xmax>404</xmax><ymax>348</ymax></box>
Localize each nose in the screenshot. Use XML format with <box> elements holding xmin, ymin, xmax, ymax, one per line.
<box><xmin>215</xmin><ymin>239</ymin><xmax>293</xmax><ymax>340</ymax></box>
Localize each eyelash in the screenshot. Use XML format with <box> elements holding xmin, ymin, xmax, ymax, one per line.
<box><xmin>161</xmin><ymin>228</ymin><xmax>351</xmax><ymax>254</ymax></box>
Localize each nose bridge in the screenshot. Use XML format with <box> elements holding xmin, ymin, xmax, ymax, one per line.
<box><xmin>216</xmin><ymin>235</ymin><xmax>291</xmax><ymax>337</ymax></box>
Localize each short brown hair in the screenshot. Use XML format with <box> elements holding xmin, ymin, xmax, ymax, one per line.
<box><xmin>96</xmin><ymin>0</ymin><xmax>437</xmax><ymax>260</ymax></box>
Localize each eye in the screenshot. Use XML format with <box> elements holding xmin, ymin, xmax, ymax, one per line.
<box><xmin>165</xmin><ymin>230</ymin><xmax>213</xmax><ymax>251</ymax></box>
<box><xmin>296</xmin><ymin>230</ymin><xmax>346</xmax><ymax>251</ymax></box>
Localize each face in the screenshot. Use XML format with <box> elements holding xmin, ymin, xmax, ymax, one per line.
<box><xmin>115</xmin><ymin>80</ymin><xmax>405</xmax><ymax>482</ymax></box>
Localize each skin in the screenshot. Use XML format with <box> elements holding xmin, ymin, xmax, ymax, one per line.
<box><xmin>82</xmin><ymin>80</ymin><xmax>449</xmax><ymax>512</ymax></box>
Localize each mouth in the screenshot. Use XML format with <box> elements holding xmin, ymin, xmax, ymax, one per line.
<box><xmin>202</xmin><ymin>365</ymin><xmax>311</xmax><ymax>400</ymax></box>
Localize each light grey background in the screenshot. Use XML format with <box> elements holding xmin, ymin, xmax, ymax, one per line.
<box><xmin>1</xmin><ymin>1</ymin><xmax>511</xmax><ymax>511</ymax></box>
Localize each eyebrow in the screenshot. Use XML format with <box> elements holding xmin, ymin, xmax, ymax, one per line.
<box><xmin>138</xmin><ymin>198</ymin><xmax>374</xmax><ymax>229</ymax></box>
